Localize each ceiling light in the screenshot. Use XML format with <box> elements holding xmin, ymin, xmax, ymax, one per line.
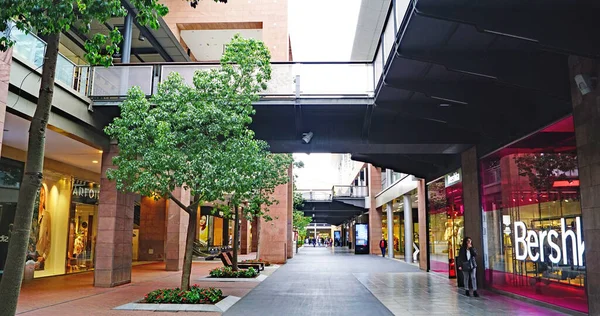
<box><xmin>98</xmin><ymin>150</ymin><xmax>103</xmax><ymax>153</ymax></box>
<box><xmin>92</xmin><ymin>160</ymin><xmax>98</xmax><ymax>164</ymax></box>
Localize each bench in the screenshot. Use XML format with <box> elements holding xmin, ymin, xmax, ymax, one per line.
<box><xmin>225</xmin><ymin>252</ymin><xmax>265</xmax><ymax>271</ymax></box>
<box><xmin>218</xmin><ymin>252</ymin><xmax>263</xmax><ymax>271</ymax></box>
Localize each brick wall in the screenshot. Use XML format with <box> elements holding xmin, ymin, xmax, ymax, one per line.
<box><xmin>138</xmin><ymin>197</ymin><xmax>166</xmax><ymax>261</ymax></box>
<box><xmin>368</xmin><ymin>165</ymin><xmax>383</xmax><ymax>255</ymax></box>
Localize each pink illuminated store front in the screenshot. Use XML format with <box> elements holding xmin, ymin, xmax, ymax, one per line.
<box><xmin>479</xmin><ymin>116</ymin><xmax>587</xmax><ymax>313</ymax></box>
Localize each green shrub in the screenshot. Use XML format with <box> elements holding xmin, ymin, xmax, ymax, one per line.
<box><xmin>144</xmin><ymin>286</ymin><xmax>223</xmax><ymax>304</ymax></box>
<box><xmin>209</xmin><ymin>266</ymin><xmax>259</xmax><ymax>278</ymax></box>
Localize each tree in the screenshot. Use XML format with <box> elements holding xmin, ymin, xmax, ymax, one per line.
<box><xmin>0</xmin><ymin>2</ymin><xmax>170</xmax><ymax>314</ymax></box>
<box><xmin>105</xmin><ymin>34</ymin><xmax>283</xmax><ymax>288</ymax></box>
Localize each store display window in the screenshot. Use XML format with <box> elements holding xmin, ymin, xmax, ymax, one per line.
<box><xmin>427</xmin><ymin>170</ymin><xmax>464</xmax><ymax>277</ymax></box>
<box><xmin>480</xmin><ymin>116</ymin><xmax>587</xmax><ymax>313</ymax></box>
<box><xmin>0</xmin><ymin>158</ymin><xmax>24</xmax><ymax>274</ymax></box>
<box><xmin>30</xmin><ymin>170</ymin><xmax>72</xmax><ymax>278</ymax></box>
<box><xmin>66</xmin><ymin>179</ymin><xmax>99</xmax><ymax>274</ymax></box>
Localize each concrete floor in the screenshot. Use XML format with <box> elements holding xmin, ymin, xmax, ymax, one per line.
<box><xmin>225</xmin><ymin>246</ymin><xmax>573</xmax><ymax>316</ymax></box>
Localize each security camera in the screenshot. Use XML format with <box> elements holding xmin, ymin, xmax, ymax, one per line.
<box><xmin>302</xmin><ymin>132</ymin><xmax>313</xmax><ymax>144</ymax></box>
<box><xmin>574</xmin><ymin>74</ymin><xmax>593</xmax><ymax>96</ymax></box>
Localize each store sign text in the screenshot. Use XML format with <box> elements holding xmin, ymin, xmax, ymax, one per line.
<box><xmin>0</xmin><ymin>235</ymin><xmax>8</xmax><ymax>243</ymax></box>
<box><xmin>73</xmin><ymin>186</ymin><xmax>100</xmax><ymax>200</ymax></box>
<box><xmin>514</xmin><ymin>217</ymin><xmax>584</xmax><ymax>266</ymax></box>
<box><xmin>445</xmin><ymin>169</ymin><xmax>462</xmax><ymax>187</ymax></box>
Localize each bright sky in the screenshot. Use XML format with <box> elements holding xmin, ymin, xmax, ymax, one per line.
<box><xmin>288</xmin><ymin>0</ymin><xmax>361</xmax><ymax>61</ymax></box>
<box><xmin>288</xmin><ymin>0</ymin><xmax>362</xmax><ymax>188</ymax></box>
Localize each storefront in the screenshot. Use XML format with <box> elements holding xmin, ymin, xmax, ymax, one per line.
<box><xmin>479</xmin><ymin>116</ymin><xmax>587</xmax><ymax>313</ymax></box>
<box><xmin>427</xmin><ymin>169</ymin><xmax>464</xmax><ymax>277</ymax></box>
<box><xmin>66</xmin><ymin>179</ymin><xmax>99</xmax><ymax>274</ymax></box>
<box><xmin>0</xmin><ymin>158</ymin><xmax>24</xmax><ymax>277</ymax></box>
<box><xmin>381</xmin><ymin>190</ymin><xmax>419</xmax><ymax>259</ymax></box>
<box><xmin>198</xmin><ymin>206</ymin><xmax>235</xmax><ymax>252</ymax></box>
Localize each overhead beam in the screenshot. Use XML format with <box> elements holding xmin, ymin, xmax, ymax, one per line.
<box><xmin>414</xmin><ymin>0</ymin><xmax>600</xmax><ymax>58</ymax></box>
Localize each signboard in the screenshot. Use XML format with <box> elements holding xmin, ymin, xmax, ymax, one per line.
<box><xmin>444</xmin><ymin>169</ymin><xmax>462</xmax><ymax>187</ymax></box>
<box><xmin>514</xmin><ymin>217</ymin><xmax>584</xmax><ymax>266</ymax></box>
<box><xmin>355</xmin><ymin>224</ymin><xmax>369</xmax><ymax>254</ymax></box>
<box><xmin>72</xmin><ymin>179</ymin><xmax>100</xmax><ymax>205</ymax></box>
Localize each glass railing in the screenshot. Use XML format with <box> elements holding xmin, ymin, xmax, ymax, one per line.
<box><xmin>9</xmin><ymin>27</ymin><xmax>81</xmax><ymax>90</ymax></box>
<box><xmin>90</xmin><ymin>62</ymin><xmax>374</xmax><ymax>98</ymax></box>
<box><xmin>332</xmin><ymin>185</ymin><xmax>368</xmax><ymax>198</ymax></box>
<box><xmin>297</xmin><ymin>189</ymin><xmax>333</xmax><ymax>201</ymax></box>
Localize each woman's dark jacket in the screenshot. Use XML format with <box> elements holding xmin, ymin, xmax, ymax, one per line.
<box><xmin>457</xmin><ymin>246</ymin><xmax>477</xmax><ymax>270</ymax></box>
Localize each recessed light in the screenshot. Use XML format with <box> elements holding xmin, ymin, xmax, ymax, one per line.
<box><xmin>92</xmin><ymin>160</ymin><xmax>99</xmax><ymax>164</ymax></box>
<box><xmin>98</xmin><ymin>150</ymin><xmax>103</xmax><ymax>153</ymax></box>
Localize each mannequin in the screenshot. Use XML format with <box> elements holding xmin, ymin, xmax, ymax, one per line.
<box><xmin>36</xmin><ymin>186</ymin><xmax>51</xmax><ymax>270</ymax></box>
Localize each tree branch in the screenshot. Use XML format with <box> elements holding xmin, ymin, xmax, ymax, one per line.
<box><xmin>168</xmin><ymin>192</ymin><xmax>191</xmax><ymax>214</ymax></box>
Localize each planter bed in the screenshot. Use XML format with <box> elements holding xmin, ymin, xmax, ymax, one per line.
<box><xmin>113</xmin><ymin>286</ymin><xmax>240</xmax><ymax>312</ymax></box>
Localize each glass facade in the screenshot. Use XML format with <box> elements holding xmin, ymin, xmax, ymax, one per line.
<box><xmin>0</xmin><ymin>158</ymin><xmax>24</xmax><ymax>275</ymax></box>
<box><xmin>428</xmin><ymin>170</ymin><xmax>464</xmax><ymax>277</ymax></box>
<box><xmin>381</xmin><ymin>190</ymin><xmax>419</xmax><ymax>259</ymax></box>
<box><xmin>480</xmin><ymin>116</ymin><xmax>586</xmax><ymax>313</ymax></box>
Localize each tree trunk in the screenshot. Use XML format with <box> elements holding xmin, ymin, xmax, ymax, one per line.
<box><xmin>232</xmin><ymin>206</ymin><xmax>240</xmax><ymax>271</ymax></box>
<box><xmin>0</xmin><ymin>32</ymin><xmax>60</xmax><ymax>316</ymax></box>
<box><xmin>180</xmin><ymin>206</ymin><xmax>197</xmax><ymax>291</ymax></box>
<box><xmin>255</xmin><ymin>216</ymin><xmax>261</xmax><ymax>260</ymax></box>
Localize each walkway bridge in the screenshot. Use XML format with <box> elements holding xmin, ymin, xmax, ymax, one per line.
<box><xmin>295</xmin><ymin>185</ymin><xmax>368</xmax><ymax>225</ymax></box>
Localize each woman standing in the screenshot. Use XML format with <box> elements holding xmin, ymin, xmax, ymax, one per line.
<box><xmin>457</xmin><ymin>236</ymin><xmax>479</xmax><ymax>297</ymax></box>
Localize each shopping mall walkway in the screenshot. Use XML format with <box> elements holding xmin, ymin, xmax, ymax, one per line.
<box><xmin>224</xmin><ymin>246</ymin><xmax>572</xmax><ymax>316</ymax></box>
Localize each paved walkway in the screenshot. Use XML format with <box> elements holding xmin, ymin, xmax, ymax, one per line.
<box><xmin>225</xmin><ymin>246</ymin><xmax>573</xmax><ymax>316</ymax></box>
<box><xmin>16</xmin><ymin>261</ymin><xmax>257</xmax><ymax>316</ymax></box>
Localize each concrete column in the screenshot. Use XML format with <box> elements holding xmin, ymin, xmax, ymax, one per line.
<box><xmin>417</xmin><ymin>179</ymin><xmax>428</xmax><ymax>271</ymax></box>
<box><xmin>95</xmin><ymin>144</ymin><xmax>135</xmax><ymax>287</ymax></box>
<box><xmin>165</xmin><ymin>187</ymin><xmax>190</xmax><ymax>271</ymax></box>
<box><xmin>569</xmin><ymin>56</ymin><xmax>600</xmax><ymax>315</ymax></box>
<box><xmin>240</xmin><ymin>216</ymin><xmax>249</xmax><ymax>255</ymax></box>
<box><xmin>0</xmin><ymin>48</ymin><xmax>12</xmax><ymax>157</ymax></box>
<box><xmin>138</xmin><ymin>197</ymin><xmax>166</xmax><ymax>261</ymax></box>
<box><xmin>403</xmin><ymin>194</ymin><xmax>413</xmax><ymax>263</ymax></box>
<box><xmin>368</xmin><ymin>165</ymin><xmax>383</xmax><ymax>255</ymax></box>
<box><xmin>461</xmin><ymin>147</ymin><xmax>484</xmax><ymax>288</ymax></box>
<box><xmin>258</xmin><ymin>166</ymin><xmax>292</xmax><ymax>264</ymax></box>
<box><xmin>386</xmin><ymin>202</ymin><xmax>394</xmax><ymax>258</ymax></box>
<box><xmin>251</xmin><ymin>218</ymin><xmax>258</xmax><ymax>252</ymax></box>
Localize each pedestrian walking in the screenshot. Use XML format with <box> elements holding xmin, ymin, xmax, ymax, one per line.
<box><xmin>379</xmin><ymin>238</ymin><xmax>387</xmax><ymax>257</ymax></box>
<box><xmin>457</xmin><ymin>236</ymin><xmax>479</xmax><ymax>297</ymax></box>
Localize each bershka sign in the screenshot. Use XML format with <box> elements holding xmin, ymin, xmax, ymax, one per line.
<box><xmin>514</xmin><ymin>217</ymin><xmax>584</xmax><ymax>266</ymax></box>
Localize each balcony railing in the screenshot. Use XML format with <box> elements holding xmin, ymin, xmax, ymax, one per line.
<box><xmin>89</xmin><ymin>62</ymin><xmax>374</xmax><ymax>98</ymax></box>
<box><xmin>332</xmin><ymin>185</ymin><xmax>368</xmax><ymax>198</ymax></box>
<box><xmin>8</xmin><ymin>26</ymin><xmax>87</xmax><ymax>94</ymax></box>
<box><xmin>297</xmin><ymin>189</ymin><xmax>333</xmax><ymax>201</ymax></box>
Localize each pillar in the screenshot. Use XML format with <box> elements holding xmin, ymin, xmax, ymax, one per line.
<box><xmin>240</xmin><ymin>217</ymin><xmax>249</xmax><ymax>255</ymax></box>
<box><xmin>461</xmin><ymin>146</ymin><xmax>484</xmax><ymax>288</ymax></box>
<box><xmin>251</xmin><ymin>218</ymin><xmax>258</xmax><ymax>252</ymax></box>
<box><xmin>258</xmin><ymin>166</ymin><xmax>292</xmax><ymax>264</ymax></box>
<box><xmin>287</xmin><ymin>165</ymin><xmax>294</xmax><ymax>258</ymax></box>
<box><xmin>569</xmin><ymin>56</ymin><xmax>600</xmax><ymax>315</ymax></box>
<box><xmin>138</xmin><ymin>197</ymin><xmax>166</xmax><ymax>261</ymax></box>
<box><xmin>165</xmin><ymin>187</ymin><xmax>190</xmax><ymax>271</ymax></box>
<box><xmin>417</xmin><ymin>179</ymin><xmax>428</xmax><ymax>271</ymax></box>
<box><xmin>121</xmin><ymin>13</ymin><xmax>133</xmax><ymax>63</ymax></box>
<box><xmin>95</xmin><ymin>144</ymin><xmax>135</xmax><ymax>287</ymax></box>
<box><xmin>386</xmin><ymin>202</ymin><xmax>394</xmax><ymax>258</ymax></box>
<box><xmin>0</xmin><ymin>48</ymin><xmax>12</xmax><ymax>157</ymax></box>
<box><xmin>403</xmin><ymin>194</ymin><xmax>413</xmax><ymax>263</ymax></box>
<box><xmin>368</xmin><ymin>165</ymin><xmax>383</xmax><ymax>255</ymax></box>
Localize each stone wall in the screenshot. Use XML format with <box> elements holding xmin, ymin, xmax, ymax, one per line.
<box><xmin>138</xmin><ymin>197</ymin><xmax>166</xmax><ymax>261</ymax></box>
<box><xmin>569</xmin><ymin>56</ymin><xmax>600</xmax><ymax>315</ymax></box>
<box><xmin>461</xmin><ymin>147</ymin><xmax>484</xmax><ymax>289</ymax></box>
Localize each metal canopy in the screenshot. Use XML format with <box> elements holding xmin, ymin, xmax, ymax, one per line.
<box><xmin>353</xmin><ymin>0</ymin><xmax>595</xmax><ymax>180</ymax></box>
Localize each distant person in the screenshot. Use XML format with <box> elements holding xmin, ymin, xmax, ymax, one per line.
<box><xmin>379</xmin><ymin>238</ymin><xmax>387</xmax><ymax>257</ymax></box>
<box><xmin>458</xmin><ymin>236</ymin><xmax>479</xmax><ymax>297</ymax></box>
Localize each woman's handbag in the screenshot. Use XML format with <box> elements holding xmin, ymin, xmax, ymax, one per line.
<box><xmin>461</xmin><ymin>260</ymin><xmax>472</xmax><ymax>271</ymax></box>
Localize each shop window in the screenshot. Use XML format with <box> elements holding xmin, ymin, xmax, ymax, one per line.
<box><xmin>0</xmin><ymin>158</ymin><xmax>24</xmax><ymax>273</ymax></box>
<box><xmin>428</xmin><ymin>170</ymin><xmax>464</xmax><ymax>277</ymax></box>
<box><xmin>66</xmin><ymin>179</ymin><xmax>99</xmax><ymax>274</ymax></box>
<box><xmin>480</xmin><ymin>116</ymin><xmax>587</xmax><ymax>313</ymax></box>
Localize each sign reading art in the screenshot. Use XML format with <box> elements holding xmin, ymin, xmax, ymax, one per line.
<box><xmin>514</xmin><ymin>217</ymin><xmax>585</xmax><ymax>266</ymax></box>
<box><xmin>72</xmin><ymin>179</ymin><xmax>100</xmax><ymax>205</ymax></box>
